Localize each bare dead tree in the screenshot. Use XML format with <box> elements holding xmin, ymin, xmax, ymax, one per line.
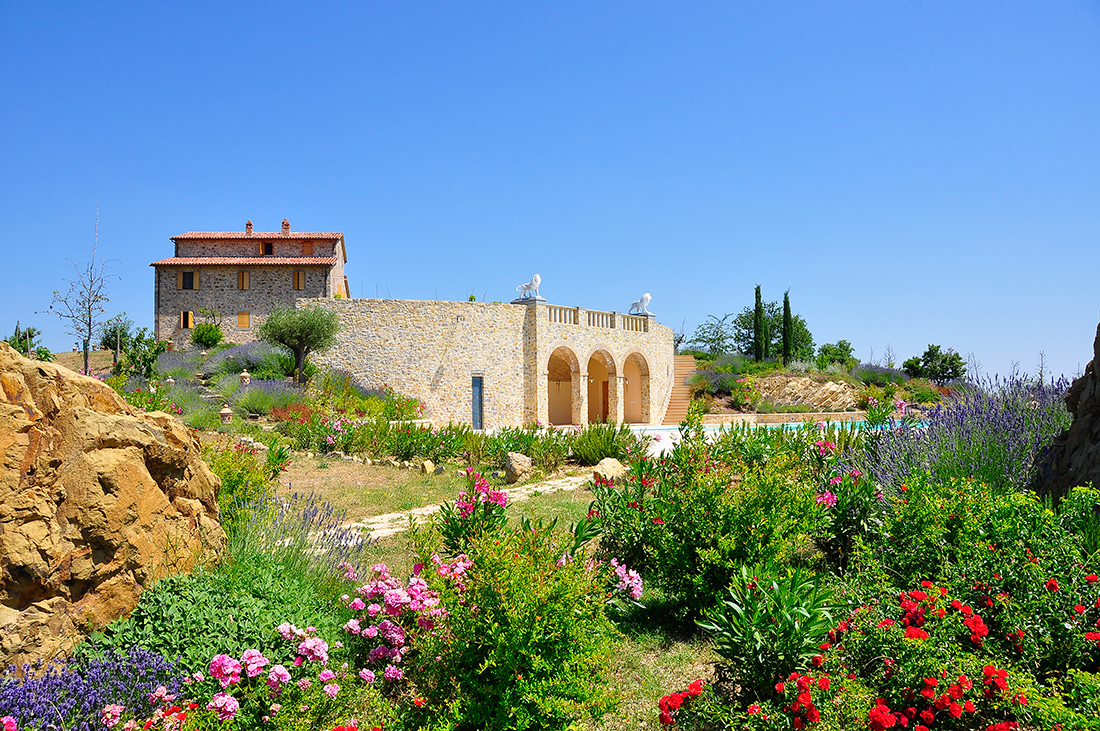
<box><xmin>47</xmin><ymin>205</ymin><xmax>117</xmax><ymax>375</ymax></box>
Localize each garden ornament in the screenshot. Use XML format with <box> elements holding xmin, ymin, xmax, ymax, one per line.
<box><xmin>516</xmin><ymin>273</ymin><xmax>541</xmax><ymax>299</ymax></box>
<box><xmin>629</xmin><ymin>293</ymin><xmax>652</xmax><ymax>315</ymax></box>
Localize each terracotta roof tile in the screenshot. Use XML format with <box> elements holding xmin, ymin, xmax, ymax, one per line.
<box><xmin>150</xmin><ymin>257</ymin><xmax>337</xmax><ymax>266</ymax></box>
<box><xmin>170</xmin><ymin>232</ymin><xmax>343</xmax><ymax>241</ymax></box>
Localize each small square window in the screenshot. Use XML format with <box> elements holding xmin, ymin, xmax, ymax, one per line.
<box><xmin>237</xmin><ymin>311</ymin><xmax>250</xmax><ymax>329</ymax></box>
<box><xmin>180</xmin><ymin>311</ymin><xmax>194</xmax><ymax>329</ymax></box>
<box><xmin>181</xmin><ymin>271</ymin><xmax>195</xmax><ymax>290</ymax></box>
<box><xmin>263</xmin><ymin>242</ymin><xmax>274</xmax><ymax>255</ymax></box>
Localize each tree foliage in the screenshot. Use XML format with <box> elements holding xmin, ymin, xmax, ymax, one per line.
<box><xmin>752</xmin><ymin>285</ymin><xmax>765</xmax><ymax>362</ymax></box>
<box><xmin>817</xmin><ymin>340</ymin><xmax>856</xmax><ymax>370</ymax></box>
<box><xmin>902</xmin><ymin>344</ymin><xmax>966</xmax><ymax>384</ymax></box>
<box><xmin>688</xmin><ymin>313</ymin><xmax>736</xmax><ymax>355</ymax></box>
<box><xmin>781</xmin><ymin>291</ymin><xmax>793</xmax><ymax>366</ymax></box>
<box><xmin>732</xmin><ymin>303</ymin><xmax>815</xmax><ymax>361</ymax></box>
<box><xmin>6</xmin><ymin>324</ymin><xmax>54</xmax><ymax>361</ymax></box>
<box><xmin>113</xmin><ymin>328</ymin><xmax>168</xmax><ymax>380</ymax></box>
<box><xmin>257</xmin><ymin>306</ymin><xmax>341</xmax><ymax>384</ymax></box>
<box><xmin>101</xmin><ymin>314</ymin><xmax>135</xmax><ymax>353</ymax></box>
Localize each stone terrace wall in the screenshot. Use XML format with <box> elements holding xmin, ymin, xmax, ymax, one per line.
<box><xmin>307</xmin><ymin>299</ymin><xmax>528</xmax><ymax>429</ymax></box>
<box><xmin>307</xmin><ymin>298</ymin><xmax>676</xmax><ymax>428</ymax></box>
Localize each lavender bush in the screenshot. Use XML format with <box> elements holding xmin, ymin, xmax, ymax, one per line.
<box><xmin>154</xmin><ymin>350</ymin><xmax>203</xmax><ymax>382</ymax></box>
<box><xmin>856</xmin><ymin>375</ymin><xmax>1072</xmax><ymax>494</ymax></box>
<box><xmin>232</xmin><ymin>379</ymin><xmax>304</xmax><ymax>415</ymax></box>
<box><xmin>850</xmin><ymin>363</ymin><xmax>908</xmax><ymax>386</ymax></box>
<box><xmin>202</xmin><ymin>341</ymin><xmax>292</xmax><ymax>379</ymax></box>
<box><xmin>0</xmin><ymin>648</ymin><xmax>184</xmax><ymax>731</ymax></box>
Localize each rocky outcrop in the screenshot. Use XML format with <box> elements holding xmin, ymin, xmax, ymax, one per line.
<box><xmin>756</xmin><ymin>374</ymin><xmax>860</xmax><ymax>412</ymax></box>
<box><xmin>504</xmin><ymin>452</ymin><xmax>532</xmax><ymax>484</ymax></box>
<box><xmin>0</xmin><ymin>343</ymin><xmax>225</xmax><ymax>666</ymax></box>
<box><xmin>1037</xmin><ymin>324</ymin><xmax>1100</xmax><ymax>499</ymax></box>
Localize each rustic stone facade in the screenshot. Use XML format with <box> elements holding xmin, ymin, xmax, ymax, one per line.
<box><xmin>150</xmin><ymin>220</ymin><xmax>347</xmax><ymax>345</ymax></box>
<box><xmin>306</xmin><ymin>297</ymin><xmax>675</xmax><ymax>428</ymax></box>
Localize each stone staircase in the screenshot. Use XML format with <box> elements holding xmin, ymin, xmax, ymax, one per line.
<box><xmin>662</xmin><ymin>354</ymin><xmax>697</xmax><ymax>425</ymax></box>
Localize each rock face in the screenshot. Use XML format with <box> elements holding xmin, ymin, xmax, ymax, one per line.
<box><xmin>1037</xmin><ymin>323</ymin><xmax>1100</xmax><ymax>499</ymax></box>
<box><xmin>504</xmin><ymin>452</ymin><xmax>532</xmax><ymax>484</ymax></box>
<box><xmin>0</xmin><ymin>343</ymin><xmax>225</xmax><ymax>666</ymax></box>
<box><xmin>756</xmin><ymin>374</ymin><xmax>859</xmax><ymax>412</ymax></box>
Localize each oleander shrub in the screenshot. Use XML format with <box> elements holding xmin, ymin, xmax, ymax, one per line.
<box><xmin>406</xmin><ymin>526</ymin><xmax>618</xmax><ymax>731</ymax></box>
<box><xmin>571</xmin><ymin>421</ymin><xmax>649</xmax><ymax>466</ymax></box>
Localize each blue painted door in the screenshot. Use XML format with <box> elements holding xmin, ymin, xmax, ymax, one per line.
<box><xmin>472</xmin><ymin>377</ymin><xmax>484</xmax><ymax>430</ymax></box>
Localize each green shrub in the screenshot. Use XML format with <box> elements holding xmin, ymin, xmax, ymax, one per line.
<box><xmin>905</xmin><ymin>377</ymin><xmax>941</xmax><ymax>404</ymax></box>
<box><xmin>408</xmin><ymin>526</ymin><xmax>616</xmax><ymax>731</ymax></box>
<box><xmin>190</xmin><ymin>322</ymin><xmax>224</xmax><ymax>348</ymax></box>
<box><xmin>698</xmin><ymin>563</ymin><xmax>837</xmax><ymax>701</ymax></box>
<box><xmin>202</xmin><ymin>441</ymin><xmax>275</xmax><ymax>530</ymax></box>
<box><xmin>482</xmin><ymin>424</ymin><xmax>574</xmax><ymax>473</ymax></box>
<box><xmin>572</xmin><ymin>421</ymin><xmax>648</xmax><ymax>466</ymax></box>
<box><xmin>433</xmin><ymin>468</ymin><xmax>509</xmax><ymax>557</ymax></box>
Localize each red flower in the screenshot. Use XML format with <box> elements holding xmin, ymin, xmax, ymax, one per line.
<box><xmin>904</xmin><ymin>626</ymin><xmax>929</xmax><ymax>640</ymax></box>
<box><xmin>776</xmin><ymin>682</ymin><xmax>786</xmax><ymax>694</ymax></box>
<box><xmin>1045</xmin><ymin>578</ymin><xmax>1060</xmax><ymax>592</ymax></box>
<box><xmin>1087</xmin><ymin>574</ymin><xmax>1098</xmax><ymax>584</ymax></box>
<box><xmin>818</xmin><ymin>676</ymin><xmax>830</xmax><ymax>691</ymax></box>
<box><xmin>948</xmin><ymin>702</ymin><xmax>962</xmax><ymax>719</ymax></box>
<box><xmin>684</xmin><ymin>680</ymin><xmax>704</xmax><ymax>697</ymax></box>
<box><xmin>1075</xmin><ymin>605</ymin><xmax>1086</xmax><ymax>614</ymax></box>
<box><xmin>747</xmin><ymin>704</ymin><xmax>762</xmax><ymax>715</ymax></box>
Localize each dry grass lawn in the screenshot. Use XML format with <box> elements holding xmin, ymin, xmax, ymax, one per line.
<box><xmin>52</xmin><ymin>349</ymin><xmax>115</xmax><ymax>375</ymax></box>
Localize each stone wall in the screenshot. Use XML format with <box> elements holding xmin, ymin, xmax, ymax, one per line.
<box><xmin>175</xmin><ymin>237</ymin><xmax>342</xmax><ymax>259</ymax></box>
<box><xmin>308</xmin><ymin>299</ymin><xmax>528</xmax><ymax>429</ymax></box>
<box><xmin>307</xmin><ymin>298</ymin><xmax>675</xmax><ymax>428</ymax></box>
<box><xmin>155</xmin><ymin>265</ymin><xmax>331</xmax><ymax>345</ymax></box>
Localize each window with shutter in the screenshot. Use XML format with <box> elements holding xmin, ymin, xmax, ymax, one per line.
<box><xmin>181</xmin><ymin>311</ymin><xmax>194</xmax><ymax>329</ymax></box>
<box><xmin>302</xmin><ymin>242</ymin><xmax>313</xmax><ymax>255</ymax></box>
<box><xmin>263</xmin><ymin>242</ymin><xmax>274</xmax><ymax>255</ymax></box>
<box><xmin>238</xmin><ymin>271</ymin><xmax>249</xmax><ymax>290</ymax></box>
<box><xmin>237</xmin><ymin>312</ymin><xmax>250</xmax><ymax>329</ymax></box>
<box><xmin>181</xmin><ymin>271</ymin><xmax>195</xmax><ymax>290</ymax></box>
<box><xmin>293</xmin><ymin>271</ymin><xmax>304</xmax><ymax>290</ymax></box>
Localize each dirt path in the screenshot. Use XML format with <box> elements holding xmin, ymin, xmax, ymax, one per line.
<box><xmin>345</xmin><ymin>473</ymin><xmax>591</xmax><ymax>539</ymax></box>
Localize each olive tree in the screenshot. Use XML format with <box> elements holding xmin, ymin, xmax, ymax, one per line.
<box><xmin>257</xmin><ymin>306</ymin><xmax>341</xmax><ymax>384</ymax></box>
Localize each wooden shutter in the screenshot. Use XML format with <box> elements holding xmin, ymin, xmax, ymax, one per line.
<box><xmin>176</xmin><ymin>271</ymin><xmax>183</xmax><ymax>290</ymax></box>
<box><xmin>238</xmin><ymin>271</ymin><xmax>249</xmax><ymax>290</ymax></box>
<box><xmin>237</xmin><ymin>311</ymin><xmax>250</xmax><ymax>329</ymax></box>
<box><xmin>302</xmin><ymin>242</ymin><xmax>313</xmax><ymax>255</ymax></box>
<box><xmin>193</xmin><ymin>270</ymin><xmax>199</xmax><ymax>290</ymax></box>
<box><xmin>181</xmin><ymin>311</ymin><xmax>194</xmax><ymax>329</ymax></box>
<box><xmin>259</xmin><ymin>242</ymin><xmax>265</xmax><ymax>256</ymax></box>
<box><xmin>293</xmin><ymin>271</ymin><xmax>303</xmax><ymax>290</ymax></box>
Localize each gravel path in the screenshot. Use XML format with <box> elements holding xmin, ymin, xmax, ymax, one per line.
<box><xmin>345</xmin><ymin>473</ymin><xmax>592</xmax><ymax>540</ymax></box>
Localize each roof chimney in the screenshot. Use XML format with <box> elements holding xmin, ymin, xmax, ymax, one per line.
<box><xmin>282</xmin><ymin>218</ymin><xmax>290</xmax><ymax>235</ymax></box>
<box><xmin>245</xmin><ymin>220</ymin><xmax>253</xmax><ymax>235</ymax></box>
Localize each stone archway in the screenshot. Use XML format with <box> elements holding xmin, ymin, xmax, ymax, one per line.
<box><xmin>586</xmin><ymin>349</ymin><xmax>617</xmax><ymax>424</ymax></box>
<box><xmin>547</xmin><ymin>346</ymin><xmax>580</xmax><ymax>426</ymax></box>
<box><xmin>623</xmin><ymin>352</ymin><xmax>651</xmax><ymax>423</ymax></box>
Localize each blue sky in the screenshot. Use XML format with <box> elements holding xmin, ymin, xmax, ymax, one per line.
<box><xmin>2</xmin><ymin>2</ymin><xmax>1098</xmax><ymax>378</ymax></box>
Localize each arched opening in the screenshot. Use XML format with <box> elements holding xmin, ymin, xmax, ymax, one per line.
<box><xmin>587</xmin><ymin>350</ymin><xmax>616</xmax><ymax>423</ymax></box>
<box><xmin>624</xmin><ymin>352</ymin><xmax>651</xmax><ymax>423</ymax></box>
<box><xmin>547</xmin><ymin>347</ymin><xmax>578</xmax><ymax>426</ymax></box>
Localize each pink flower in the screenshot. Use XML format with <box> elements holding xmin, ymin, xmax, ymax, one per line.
<box><xmin>344</xmin><ymin>618</ymin><xmax>362</xmax><ymax>635</ymax></box>
<box><xmin>383</xmin><ymin>664</ymin><xmax>404</xmax><ymax>682</ymax></box>
<box><xmin>267</xmin><ymin>665</ymin><xmax>291</xmax><ymax>689</ymax></box>
<box><xmin>206</xmin><ymin>693</ymin><xmax>240</xmax><ymax>721</ymax></box>
<box><xmin>319</xmin><ymin>669</ymin><xmax>337</xmax><ymax>682</ymax></box>
<box><xmin>829</xmin><ymin>475</ymin><xmax>843</xmax><ymax>485</ymax></box>
<box><xmin>349</xmin><ymin>598</ymin><xmax>366</xmax><ymax>611</ymax></box>
<box><xmin>209</xmin><ymin>654</ymin><xmax>242</xmax><ymax>689</ymax></box>
<box><xmin>101</xmin><ymin>705</ymin><xmax>125</xmax><ymax>728</ymax></box>
<box><xmin>298</xmin><ymin>637</ymin><xmax>329</xmax><ymax>665</ymax></box>
<box><xmin>297</xmin><ymin>678</ymin><xmax>312</xmax><ymax>690</ymax></box>
<box><xmin>359</xmin><ymin>668</ymin><xmax>376</xmax><ymax>683</ymax></box>
<box><xmin>241</xmin><ymin>649</ymin><xmax>270</xmax><ymax>678</ymax></box>
<box><xmin>815</xmin><ymin>491</ymin><xmax>838</xmax><ymax>508</ymax></box>
<box><xmin>323</xmin><ymin>683</ymin><xmax>340</xmax><ymax>698</ymax></box>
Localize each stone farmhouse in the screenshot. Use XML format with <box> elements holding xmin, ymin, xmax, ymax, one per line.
<box><xmin>152</xmin><ymin>221</ymin><xmax>679</xmax><ymax>429</ymax></box>
<box><xmin>150</xmin><ymin>219</ymin><xmax>348</xmax><ymax>344</ymax></box>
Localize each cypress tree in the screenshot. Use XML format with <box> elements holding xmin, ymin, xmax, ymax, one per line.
<box><xmin>752</xmin><ymin>285</ymin><xmax>764</xmax><ymax>362</ymax></box>
<box><xmin>782</xmin><ymin>290</ymin><xmax>793</xmax><ymax>366</ymax></box>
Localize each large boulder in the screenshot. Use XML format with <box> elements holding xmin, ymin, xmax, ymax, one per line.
<box><xmin>504</xmin><ymin>452</ymin><xmax>532</xmax><ymax>484</ymax></box>
<box><xmin>1036</xmin><ymin>323</ymin><xmax>1100</xmax><ymax>499</ymax></box>
<box><xmin>0</xmin><ymin>343</ymin><xmax>226</xmax><ymax>666</ymax></box>
<box><xmin>755</xmin><ymin>374</ymin><xmax>859</xmax><ymax>412</ymax></box>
